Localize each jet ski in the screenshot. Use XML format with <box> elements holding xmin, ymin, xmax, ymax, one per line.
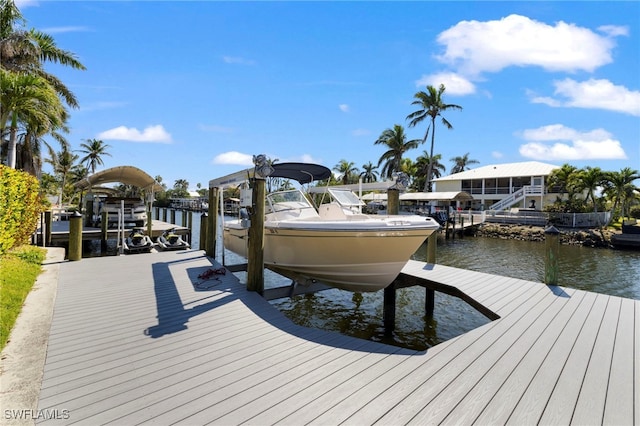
<box><xmin>124</xmin><ymin>227</ymin><xmax>154</xmax><ymax>253</ymax></box>
<box><xmin>157</xmin><ymin>227</ymin><xmax>190</xmax><ymax>250</ymax></box>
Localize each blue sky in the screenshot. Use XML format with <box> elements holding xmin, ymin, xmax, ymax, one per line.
<box><xmin>20</xmin><ymin>1</ymin><xmax>640</xmax><ymax>190</ymax></box>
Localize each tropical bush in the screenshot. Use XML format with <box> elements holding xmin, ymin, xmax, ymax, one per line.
<box><xmin>0</xmin><ymin>165</ymin><xmax>44</xmax><ymax>255</ymax></box>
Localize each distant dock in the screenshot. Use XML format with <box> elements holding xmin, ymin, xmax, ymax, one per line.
<box><xmin>19</xmin><ymin>249</ymin><xmax>638</xmax><ymax>424</ymax></box>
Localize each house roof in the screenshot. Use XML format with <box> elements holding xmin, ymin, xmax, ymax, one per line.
<box><xmin>433</xmin><ymin>161</ymin><xmax>559</xmax><ymax>181</ymax></box>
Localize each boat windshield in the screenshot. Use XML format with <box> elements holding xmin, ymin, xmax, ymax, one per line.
<box><xmin>327</xmin><ymin>189</ymin><xmax>365</xmax><ymax>208</ymax></box>
<box><xmin>266</xmin><ymin>190</ymin><xmax>314</xmax><ymax>212</ymax></box>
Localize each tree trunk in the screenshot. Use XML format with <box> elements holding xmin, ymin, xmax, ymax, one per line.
<box><xmin>7</xmin><ymin>114</ymin><xmax>18</xmax><ymax>169</ymax></box>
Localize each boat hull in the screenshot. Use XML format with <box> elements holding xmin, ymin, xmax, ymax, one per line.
<box><xmin>224</xmin><ymin>222</ymin><xmax>435</xmax><ymax>292</ymax></box>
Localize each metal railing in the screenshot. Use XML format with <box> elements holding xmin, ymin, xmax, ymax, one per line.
<box><xmin>488</xmin><ymin>185</ymin><xmax>544</xmax><ymax>211</ymax></box>
<box><xmin>485</xmin><ymin>210</ymin><xmax>611</xmax><ymax>228</ymax></box>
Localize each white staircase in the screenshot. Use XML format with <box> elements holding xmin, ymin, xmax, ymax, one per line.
<box><xmin>489</xmin><ymin>185</ymin><xmax>543</xmax><ymax>211</ymax></box>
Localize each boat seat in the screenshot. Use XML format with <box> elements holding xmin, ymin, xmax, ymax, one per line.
<box><xmin>318</xmin><ymin>203</ymin><xmax>347</xmax><ymax>220</ymax></box>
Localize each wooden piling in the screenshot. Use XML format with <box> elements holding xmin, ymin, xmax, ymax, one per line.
<box><xmin>44</xmin><ymin>211</ymin><xmax>52</xmax><ymax>246</ymax></box>
<box><xmin>146</xmin><ymin>202</ymin><xmax>152</xmax><ymax>238</ymax></box>
<box><xmin>100</xmin><ymin>211</ymin><xmax>108</xmax><ymax>251</ymax></box>
<box><xmin>387</xmin><ymin>189</ymin><xmax>399</xmax><ymax>215</ymax></box>
<box><xmin>383</xmin><ymin>284</ymin><xmax>396</xmax><ymax>336</ymax></box>
<box><xmin>85</xmin><ymin>200</ymin><xmax>94</xmax><ymax>227</ymax></box>
<box><xmin>425</xmin><ymin>232</ymin><xmax>436</xmax><ymax>316</ymax></box>
<box><xmin>425</xmin><ymin>289</ymin><xmax>435</xmax><ymax>317</ymax></box>
<box><xmin>545</xmin><ymin>225</ymin><xmax>560</xmax><ymax>285</ymax></box>
<box><xmin>247</xmin><ymin>178</ymin><xmax>265</xmax><ymax>293</ymax></box>
<box><xmin>200</xmin><ymin>213</ymin><xmax>208</xmax><ymax>250</ymax></box>
<box><xmin>206</xmin><ymin>188</ymin><xmax>217</xmax><ymax>257</ymax></box>
<box><xmin>68</xmin><ymin>212</ymin><xmax>83</xmax><ymax>261</ymax></box>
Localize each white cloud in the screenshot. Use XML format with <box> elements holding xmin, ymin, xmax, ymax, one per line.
<box><xmin>212</xmin><ymin>152</ymin><xmax>322</xmax><ymax>167</ymax></box>
<box><xmin>97</xmin><ymin>125</ymin><xmax>172</xmax><ymax>143</ymax></box>
<box><xmin>491</xmin><ymin>151</ymin><xmax>504</xmax><ymax>159</ymax></box>
<box><xmin>351</xmin><ymin>128</ymin><xmax>371</xmax><ymax>137</ymax></box>
<box><xmin>41</xmin><ymin>26</ymin><xmax>90</xmax><ymax>34</ymax></box>
<box><xmin>222</xmin><ymin>56</ymin><xmax>256</xmax><ymax>66</ymax></box>
<box><xmin>339</xmin><ymin>104</ymin><xmax>350</xmax><ymax>113</ymax></box>
<box><xmin>415</xmin><ymin>72</ymin><xmax>476</xmax><ymax>95</ymax></box>
<box><xmin>80</xmin><ymin>101</ymin><xmax>127</xmax><ymax>112</ymax></box>
<box><xmin>598</xmin><ymin>25</ymin><xmax>629</xmax><ymax>37</ymax></box>
<box><xmin>436</xmin><ymin>14</ymin><xmax>622</xmax><ymax>76</ymax></box>
<box><xmin>212</xmin><ymin>151</ymin><xmax>254</xmax><ymax>166</ymax></box>
<box><xmin>518</xmin><ymin>124</ymin><xmax>627</xmax><ymax>160</ymax></box>
<box><xmin>530</xmin><ymin>78</ymin><xmax>640</xmax><ymax>116</ymax></box>
<box><xmin>14</xmin><ymin>0</ymin><xmax>38</xmax><ymax>8</ymax></box>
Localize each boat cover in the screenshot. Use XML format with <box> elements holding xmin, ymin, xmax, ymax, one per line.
<box><xmin>271</xmin><ymin>163</ymin><xmax>331</xmax><ymax>184</ymax></box>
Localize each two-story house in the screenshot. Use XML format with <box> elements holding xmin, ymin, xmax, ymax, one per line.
<box><xmin>432</xmin><ymin>161</ymin><xmax>560</xmax><ymax>211</ymax></box>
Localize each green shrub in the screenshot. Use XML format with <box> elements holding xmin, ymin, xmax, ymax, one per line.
<box><xmin>0</xmin><ymin>165</ymin><xmax>44</xmax><ymax>255</ymax></box>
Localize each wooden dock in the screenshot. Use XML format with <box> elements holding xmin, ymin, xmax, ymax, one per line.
<box><xmin>35</xmin><ymin>251</ymin><xmax>638</xmax><ymax>424</ymax></box>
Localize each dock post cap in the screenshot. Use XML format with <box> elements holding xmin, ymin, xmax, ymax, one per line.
<box><xmin>71</xmin><ymin>211</ymin><xmax>83</xmax><ymax>218</ymax></box>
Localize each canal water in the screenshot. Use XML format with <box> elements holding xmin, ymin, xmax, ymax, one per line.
<box><xmin>97</xmin><ymin>210</ymin><xmax>640</xmax><ymax>351</ymax></box>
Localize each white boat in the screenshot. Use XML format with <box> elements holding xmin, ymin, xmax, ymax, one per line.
<box><xmin>221</xmin><ymin>163</ymin><xmax>440</xmax><ymax>292</ymax></box>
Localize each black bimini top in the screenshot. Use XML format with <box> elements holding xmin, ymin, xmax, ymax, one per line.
<box><xmin>271</xmin><ymin>162</ymin><xmax>332</xmax><ymax>184</ymax></box>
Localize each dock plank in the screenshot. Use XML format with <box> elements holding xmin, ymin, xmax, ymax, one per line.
<box><xmin>536</xmin><ymin>293</ymin><xmax>611</xmax><ymax>425</ymax></box>
<box><xmin>474</xmin><ymin>290</ymin><xmax>597</xmax><ymax>425</ymax></box>
<box><xmin>436</xmin><ymin>290</ymin><xmax>588</xmax><ymax>425</ymax></box>
<box><xmin>603</xmin><ymin>297</ymin><xmax>637</xmax><ymax>425</ymax></box>
<box><xmin>32</xmin><ymin>251</ymin><xmax>638</xmax><ymax>425</ymax></box>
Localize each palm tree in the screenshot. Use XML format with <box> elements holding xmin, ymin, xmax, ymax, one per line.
<box><xmin>1</xmin><ymin>0</ymin><xmax>85</xmax><ymax>105</ymax></box>
<box><xmin>400</xmin><ymin>157</ymin><xmax>417</xmax><ymax>188</ymax></box>
<box><xmin>574</xmin><ymin>167</ymin><xmax>605</xmax><ymax>212</ymax></box>
<box><xmin>414</xmin><ymin>152</ymin><xmax>445</xmax><ymax>192</ymax></box>
<box><xmin>333</xmin><ymin>159</ymin><xmax>359</xmax><ymax>185</ymax></box>
<box><xmin>374</xmin><ymin>124</ymin><xmax>420</xmax><ymax>180</ymax></box>
<box><xmin>360</xmin><ymin>161</ymin><xmax>379</xmax><ymax>183</ymax></box>
<box><xmin>450</xmin><ymin>152</ymin><xmax>479</xmax><ymax>174</ymax></box>
<box><xmin>407</xmin><ymin>84</ymin><xmax>462</xmax><ymax>191</ymax></box>
<box><xmin>602</xmin><ymin>167</ymin><xmax>640</xmax><ymax>219</ymax></box>
<box><xmin>0</xmin><ymin>70</ymin><xmax>65</xmax><ymax>168</ymax></box>
<box><xmin>546</xmin><ymin>163</ymin><xmax>580</xmax><ymax>201</ymax></box>
<box><xmin>1</xmin><ymin>0</ymin><xmax>84</xmax><ymax>170</ymax></box>
<box><xmin>45</xmin><ymin>141</ymin><xmax>78</xmax><ymax>206</ymax></box>
<box><xmin>77</xmin><ymin>138</ymin><xmax>111</xmax><ymax>174</ymax></box>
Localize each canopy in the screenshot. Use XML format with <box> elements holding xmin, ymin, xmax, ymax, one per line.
<box><xmin>271</xmin><ymin>162</ymin><xmax>331</xmax><ymax>183</ymax></box>
<box><xmin>209</xmin><ymin>162</ymin><xmax>331</xmax><ymax>188</ymax></box>
<box><xmin>75</xmin><ymin>166</ymin><xmax>163</xmax><ymax>192</ymax></box>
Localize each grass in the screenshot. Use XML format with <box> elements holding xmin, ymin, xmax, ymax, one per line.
<box><xmin>0</xmin><ymin>245</ymin><xmax>46</xmax><ymax>351</ymax></box>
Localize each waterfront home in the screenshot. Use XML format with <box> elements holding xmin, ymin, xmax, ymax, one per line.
<box><xmin>432</xmin><ymin>161</ymin><xmax>560</xmax><ymax>211</ymax></box>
